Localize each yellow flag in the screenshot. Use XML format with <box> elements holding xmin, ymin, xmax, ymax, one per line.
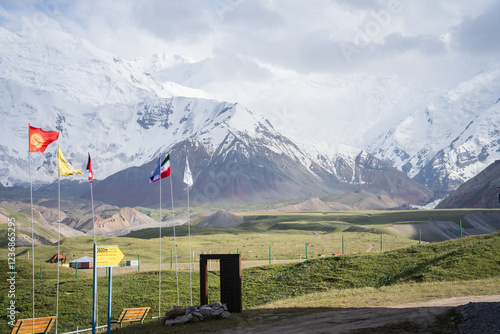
<box><xmin>58</xmin><ymin>146</ymin><xmax>83</xmax><ymax>176</ymax></box>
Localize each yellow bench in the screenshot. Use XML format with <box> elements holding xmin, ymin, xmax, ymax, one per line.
<box><xmin>112</xmin><ymin>307</ymin><xmax>150</xmax><ymax>328</ymax></box>
<box><xmin>11</xmin><ymin>316</ymin><xmax>56</xmax><ymax>334</ymax></box>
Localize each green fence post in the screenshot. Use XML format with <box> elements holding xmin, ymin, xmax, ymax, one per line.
<box><xmin>170</xmin><ymin>250</ymin><xmax>173</xmax><ymax>269</ymax></box>
<box><xmin>237</xmin><ymin>248</ymin><xmax>239</xmax><ymax>254</ymax></box>
<box><xmin>419</xmin><ymin>229</ymin><xmax>422</xmax><ymax>245</ymax></box>
<box><xmin>40</xmin><ymin>260</ymin><xmax>43</xmax><ymax>279</ymax></box>
<box><xmin>381</xmin><ymin>234</ymin><xmax>383</xmax><ymax>252</ymax></box>
<box><xmin>459</xmin><ymin>220</ymin><xmax>462</xmax><ymax>238</ymax></box>
<box><xmin>76</xmin><ymin>261</ymin><xmax>78</xmax><ymax>279</ymax></box>
<box><xmin>305</xmin><ymin>242</ymin><xmax>308</xmax><ymax>260</ymax></box>
<box><xmin>342</xmin><ymin>236</ymin><xmax>345</xmax><ymax>255</ymax></box>
<box><xmin>269</xmin><ymin>245</ymin><xmax>272</xmax><ymax>264</ymax></box>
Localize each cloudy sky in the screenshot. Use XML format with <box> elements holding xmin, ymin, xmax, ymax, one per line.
<box><xmin>1</xmin><ymin>0</ymin><xmax>499</xmax><ymax>147</ymax></box>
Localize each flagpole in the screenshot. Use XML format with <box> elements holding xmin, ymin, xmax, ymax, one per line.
<box><xmin>158</xmin><ymin>154</ymin><xmax>162</xmax><ymax>320</ymax></box>
<box><xmin>91</xmin><ymin>175</ymin><xmax>96</xmax><ymax>243</ymax></box>
<box><xmin>29</xmin><ymin>124</ymin><xmax>35</xmax><ymax>333</ymax></box>
<box><xmin>89</xmin><ymin>153</ymin><xmax>97</xmax><ymax>333</ymax></box>
<box><xmin>187</xmin><ymin>181</ymin><xmax>192</xmax><ymax>306</ymax></box>
<box><xmin>170</xmin><ymin>175</ymin><xmax>179</xmax><ymax>305</ymax></box>
<box><xmin>28</xmin><ymin>124</ymin><xmax>59</xmax><ymax>334</ymax></box>
<box><xmin>55</xmin><ymin>147</ymin><xmax>61</xmax><ymax>334</ymax></box>
<box><xmin>183</xmin><ymin>157</ymin><xmax>193</xmax><ymax>306</ymax></box>
<box><xmin>54</xmin><ymin>146</ymin><xmax>82</xmax><ymax>333</ymax></box>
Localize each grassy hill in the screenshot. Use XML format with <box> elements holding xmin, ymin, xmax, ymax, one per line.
<box><xmin>0</xmin><ymin>206</ymin><xmax>60</xmax><ymax>247</ymax></box>
<box><xmin>241</xmin><ymin>231</ymin><xmax>500</xmax><ymax>307</ymax></box>
<box><xmin>1</xmin><ymin>232</ymin><xmax>499</xmax><ymax>333</ymax></box>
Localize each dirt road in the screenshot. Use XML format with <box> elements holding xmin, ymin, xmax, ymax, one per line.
<box><xmin>223</xmin><ymin>295</ymin><xmax>500</xmax><ymax>333</ymax></box>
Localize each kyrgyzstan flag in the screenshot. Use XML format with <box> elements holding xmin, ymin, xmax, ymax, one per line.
<box><xmin>29</xmin><ymin>124</ymin><xmax>59</xmax><ymax>153</ymax></box>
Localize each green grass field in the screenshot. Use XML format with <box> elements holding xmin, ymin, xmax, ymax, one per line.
<box><xmin>1</xmin><ymin>209</ymin><xmax>499</xmax><ymax>332</ymax></box>
<box><xmin>3</xmin><ymin>208</ymin><xmax>493</xmax><ymax>261</ymax></box>
<box><xmin>1</xmin><ymin>231</ymin><xmax>499</xmax><ymax>333</ymax></box>
<box><xmin>12</xmin><ymin>209</ymin><xmax>470</xmax><ymax>265</ymax></box>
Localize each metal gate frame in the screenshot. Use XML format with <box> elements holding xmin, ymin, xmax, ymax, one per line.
<box><xmin>199</xmin><ymin>254</ymin><xmax>242</xmax><ymax>312</ymax></box>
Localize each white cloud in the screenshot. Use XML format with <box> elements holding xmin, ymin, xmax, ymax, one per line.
<box><xmin>0</xmin><ymin>0</ymin><xmax>498</xmax><ymax>146</ymax></box>
<box><xmin>4</xmin><ymin>0</ymin><xmax>496</xmax><ymax>75</ymax></box>
<box><xmin>450</xmin><ymin>1</ymin><xmax>500</xmax><ymax>55</ymax></box>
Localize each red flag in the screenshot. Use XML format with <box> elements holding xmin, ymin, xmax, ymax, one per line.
<box><xmin>86</xmin><ymin>153</ymin><xmax>93</xmax><ymax>183</ymax></box>
<box><xmin>29</xmin><ymin>124</ymin><xmax>59</xmax><ymax>153</ymax></box>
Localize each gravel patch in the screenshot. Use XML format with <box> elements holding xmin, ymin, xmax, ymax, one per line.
<box><xmin>456</xmin><ymin>302</ymin><xmax>500</xmax><ymax>334</ymax></box>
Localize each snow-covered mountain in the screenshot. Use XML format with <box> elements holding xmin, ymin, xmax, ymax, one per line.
<box><xmin>368</xmin><ymin>64</ymin><xmax>500</xmax><ymax>190</ymax></box>
<box><xmin>135</xmin><ymin>50</ymin><xmax>500</xmax><ymax>192</ymax></box>
<box><xmin>0</xmin><ymin>27</ymin><xmax>432</xmax><ymax>207</ymax></box>
<box><xmin>134</xmin><ymin>52</ymin><xmax>428</xmax><ymax>147</ymax></box>
<box><xmin>90</xmin><ymin>113</ymin><xmax>433</xmax><ymax>207</ymax></box>
<box><xmin>0</xmin><ymin>27</ymin><xmax>211</xmax><ymax>185</ymax></box>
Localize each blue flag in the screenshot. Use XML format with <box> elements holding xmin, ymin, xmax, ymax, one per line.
<box><xmin>149</xmin><ymin>156</ymin><xmax>161</xmax><ymax>184</ymax></box>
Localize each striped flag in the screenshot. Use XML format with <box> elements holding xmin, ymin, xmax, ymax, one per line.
<box><xmin>149</xmin><ymin>154</ymin><xmax>171</xmax><ymax>183</ymax></box>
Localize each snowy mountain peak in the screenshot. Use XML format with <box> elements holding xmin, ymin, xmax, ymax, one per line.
<box><xmin>369</xmin><ymin>64</ymin><xmax>500</xmax><ymax>190</ymax></box>
<box><xmin>134</xmin><ymin>53</ymin><xmax>194</xmax><ymax>72</ymax></box>
<box><xmin>0</xmin><ymin>27</ymin><xmax>221</xmax><ymax>107</ymax></box>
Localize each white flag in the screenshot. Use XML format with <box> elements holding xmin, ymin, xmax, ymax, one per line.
<box><xmin>183</xmin><ymin>157</ymin><xmax>193</xmax><ymax>186</ymax></box>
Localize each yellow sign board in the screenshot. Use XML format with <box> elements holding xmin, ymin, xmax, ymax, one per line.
<box><xmin>96</xmin><ymin>245</ymin><xmax>124</xmax><ymax>267</ymax></box>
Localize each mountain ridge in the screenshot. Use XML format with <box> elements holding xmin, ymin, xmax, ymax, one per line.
<box><xmin>368</xmin><ymin>64</ymin><xmax>500</xmax><ymax>190</ymax></box>
<box><xmin>436</xmin><ymin>160</ymin><xmax>500</xmax><ymax>209</ymax></box>
<box><xmin>139</xmin><ymin>50</ymin><xmax>500</xmax><ymax>193</ymax></box>
<box><xmin>0</xmin><ymin>26</ymin><xmax>440</xmax><ymax>208</ymax></box>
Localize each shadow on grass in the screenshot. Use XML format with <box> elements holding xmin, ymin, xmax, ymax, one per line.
<box><xmin>125</xmin><ymin>225</ymin><xmax>247</xmax><ymax>238</ymax></box>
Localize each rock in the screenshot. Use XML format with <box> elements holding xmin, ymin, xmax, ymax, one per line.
<box><xmin>200</xmin><ymin>305</ymin><xmax>214</xmax><ymax>316</ymax></box>
<box><xmin>165</xmin><ymin>313</ymin><xmax>195</xmax><ymax>326</ymax></box>
<box><xmin>184</xmin><ymin>305</ymin><xmax>199</xmax><ymax>314</ymax></box>
<box><xmin>164</xmin><ymin>303</ymin><xmax>232</xmax><ymax>326</ymax></box>
<box><xmin>164</xmin><ymin>319</ymin><xmax>175</xmax><ymax>327</ymax></box>
<box><xmin>192</xmin><ymin>311</ymin><xmax>204</xmax><ymax>320</ymax></box>
<box><xmin>188</xmin><ymin>314</ymin><xmax>200</xmax><ymax>323</ymax></box>
<box><xmin>209</xmin><ymin>302</ymin><xmax>223</xmax><ymax>308</ymax></box>
<box><xmin>213</xmin><ymin>308</ymin><xmax>224</xmax><ymax>317</ymax></box>
<box><xmin>165</xmin><ymin>306</ymin><xmax>185</xmax><ymax>320</ymax></box>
